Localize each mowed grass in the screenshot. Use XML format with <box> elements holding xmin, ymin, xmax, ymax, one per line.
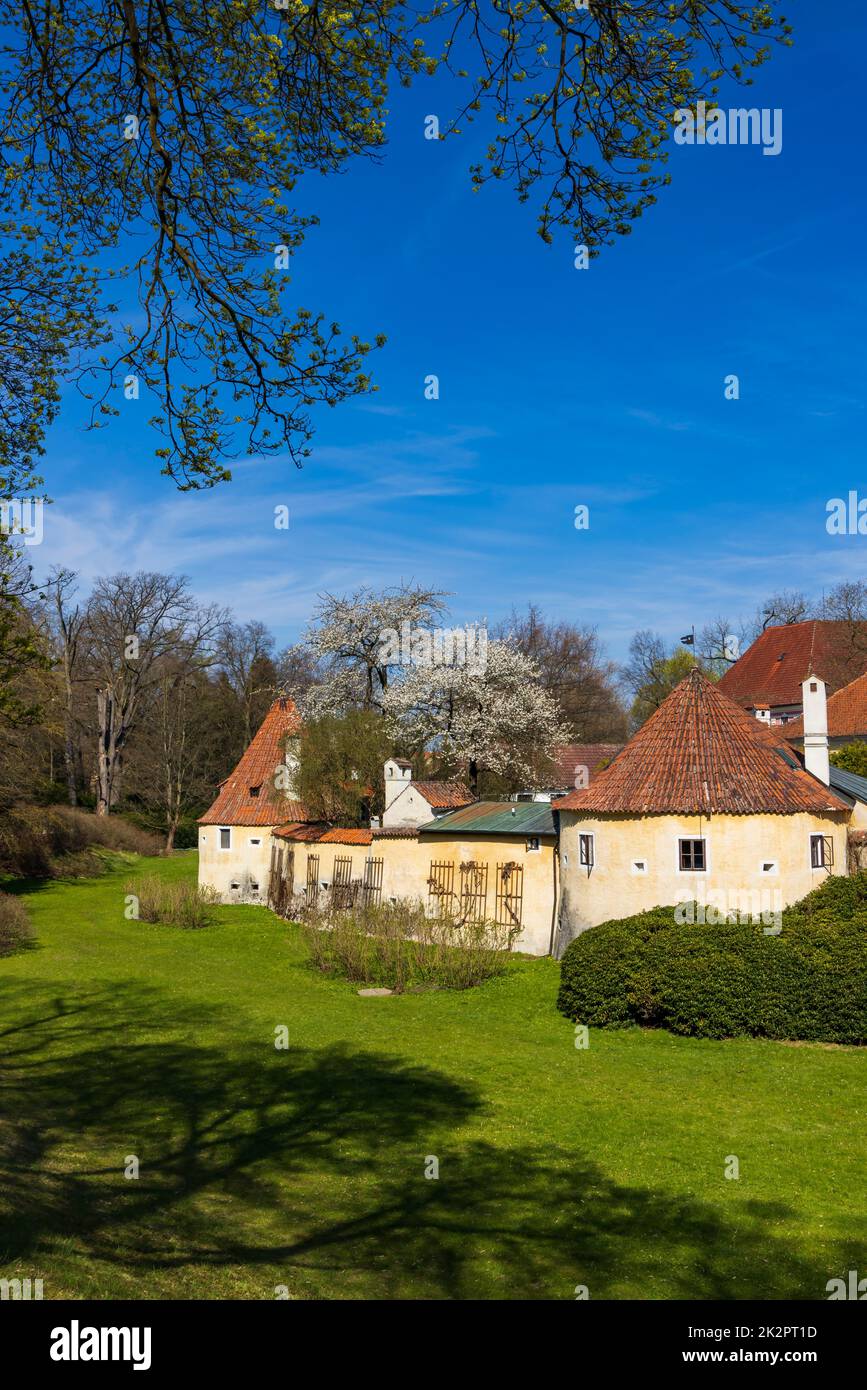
<box><xmin>1</xmin><ymin>853</ymin><xmax>865</xmax><ymax>1301</ymax></box>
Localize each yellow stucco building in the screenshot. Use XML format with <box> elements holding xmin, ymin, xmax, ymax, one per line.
<box><xmin>553</xmin><ymin>670</ymin><xmax>853</xmax><ymax>954</ymax></box>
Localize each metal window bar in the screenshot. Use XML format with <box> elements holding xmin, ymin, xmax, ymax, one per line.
<box><xmin>306</xmin><ymin>853</ymin><xmax>320</xmax><ymax>904</ymax></box>
<box><xmin>459</xmin><ymin>862</ymin><xmax>489</xmax><ymax>923</ymax></box>
<box><xmin>362</xmin><ymin>856</ymin><xmax>384</xmax><ymax>905</ymax></box>
<box><xmin>268</xmin><ymin>846</ymin><xmax>295</xmax><ymax>916</ymax></box>
<box><xmin>428</xmin><ymin>861</ymin><xmax>455</xmax><ymax>913</ymax></box>
<box><xmin>331</xmin><ymin>855</ymin><xmax>354</xmax><ymax>909</ymax></box>
<box><xmin>495</xmin><ymin>862</ymin><xmax>524</xmax><ymax>930</ymax></box>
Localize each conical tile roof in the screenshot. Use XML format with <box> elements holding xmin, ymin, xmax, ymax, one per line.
<box><xmin>198</xmin><ymin>697</ymin><xmax>306</xmax><ymax>825</ymax></box>
<box><xmin>553</xmin><ymin>669</ymin><xmax>849</xmax><ymax>816</ymax></box>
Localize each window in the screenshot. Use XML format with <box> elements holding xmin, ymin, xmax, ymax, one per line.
<box><xmin>679</xmin><ymin>838</ymin><xmax>706</xmax><ymax>872</ymax></box>
<box><xmin>810</xmin><ymin>834</ymin><xmax>833</xmax><ymax>869</ymax></box>
<box><xmin>249</xmin><ymin>785</ymin><xmax>261</xmax><ymax>797</ymax></box>
<box><xmin>219</xmin><ymin>827</ymin><xmax>231</xmax><ymax>850</ymax></box>
<box><xmin>526</xmin><ymin>836</ymin><xmax>541</xmax><ymax>853</ymax></box>
<box><xmin>250</xmin><ymin>837</ymin><xmax>261</xmax><ymax>846</ymax></box>
<box><xmin>631</xmin><ymin>860</ymin><xmax>647</xmax><ymax>875</ymax></box>
<box><xmin>579</xmin><ymin>833</ymin><xmax>595</xmax><ymax>868</ymax></box>
<box><xmin>761</xmin><ymin>860</ymin><xmax>778</xmax><ymax>875</ymax></box>
<box><xmin>250</xmin><ymin>881</ymin><xmax>259</xmax><ymax>893</ymax></box>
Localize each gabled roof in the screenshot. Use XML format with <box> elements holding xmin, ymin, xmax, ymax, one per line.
<box><xmin>553</xmin><ymin>669</ymin><xmax>849</xmax><ymax>817</ymax></box>
<box><xmin>718</xmin><ymin>620</ymin><xmax>867</xmax><ymax>709</ymax></box>
<box><xmin>549</xmin><ymin>743</ymin><xmax>624</xmax><ymax>788</ymax></box>
<box><xmin>409</xmin><ymin>780</ymin><xmax>474</xmax><ymax>810</ymax></box>
<box><xmin>783</xmin><ymin>669</ymin><xmax>867</xmax><ymax>741</ymax></box>
<box><xmin>420</xmin><ymin>801</ymin><xmax>556</xmax><ymax>836</ymax></box>
<box><xmin>198</xmin><ymin>697</ymin><xmax>305</xmax><ymax>825</ymax></box>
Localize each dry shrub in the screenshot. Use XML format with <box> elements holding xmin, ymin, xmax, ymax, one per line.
<box><xmin>126</xmin><ymin>875</ymin><xmax>220</xmax><ymax>929</ymax></box>
<box><xmin>0</xmin><ymin>891</ymin><xmax>35</xmax><ymax>957</ymax></box>
<box><xmin>0</xmin><ymin>806</ymin><xmax>161</xmax><ymax>878</ymax></box>
<box><xmin>299</xmin><ymin>897</ymin><xmax>517</xmax><ymax>992</ymax></box>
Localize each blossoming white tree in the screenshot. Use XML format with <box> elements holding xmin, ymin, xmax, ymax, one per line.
<box><xmin>383</xmin><ymin>640</ymin><xmax>570</xmax><ymax>795</ymax></box>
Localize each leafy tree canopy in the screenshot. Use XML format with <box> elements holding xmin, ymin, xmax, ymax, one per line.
<box><xmin>0</xmin><ymin>0</ymin><xmax>791</xmax><ymax>488</ymax></box>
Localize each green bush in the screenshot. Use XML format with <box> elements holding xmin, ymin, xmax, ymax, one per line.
<box><xmin>0</xmin><ymin>891</ymin><xmax>35</xmax><ymax>957</ymax></box>
<box><xmin>558</xmin><ymin>888</ymin><xmax>867</xmax><ymax>1045</ymax></box>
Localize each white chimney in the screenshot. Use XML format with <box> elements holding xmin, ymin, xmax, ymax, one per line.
<box><xmin>801</xmin><ymin>675</ymin><xmax>830</xmax><ymax>786</ymax></box>
<box><xmin>383</xmin><ymin>758</ymin><xmax>412</xmax><ymax>812</ymax></box>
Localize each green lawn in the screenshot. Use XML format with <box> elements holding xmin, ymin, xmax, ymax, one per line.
<box><xmin>1</xmin><ymin>853</ymin><xmax>865</xmax><ymax>1300</ymax></box>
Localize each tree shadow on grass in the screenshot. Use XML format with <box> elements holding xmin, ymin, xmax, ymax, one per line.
<box><xmin>0</xmin><ymin>980</ymin><xmax>861</xmax><ymax>1300</ymax></box>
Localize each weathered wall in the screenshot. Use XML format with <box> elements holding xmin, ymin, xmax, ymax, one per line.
<box><xmin>557</xmin><ymin>809</ymin><xmax>849</xmax><ymax>955</ymax></box>
<box><xmin>198</xmin><ymin>824</ymin><xmax>277</xmax><ymax>903</ymax></box>
<box><xmin>284</xmin><ymin>831</ymin><xmax>557</xmax><ymax>955</ymax></box>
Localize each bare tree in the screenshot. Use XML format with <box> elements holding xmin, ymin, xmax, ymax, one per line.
<box><xmin>49</xmin><ymin>567</ymin><xmax>87</xmax><ymax>805</ymax></box>
<box><xmin>216</xmin><ymin>619</ymin><xmax>277</xmax><ymax>747</ymax></box>
<box><xmin>495</xmin><ymin>604</ymin><xmax>626</xmax><ymax>741</ymax></box>
<box><xmin>84</xmin><ymin>572</ymin><xmax>224</xmax><ymax>814</ymax></box>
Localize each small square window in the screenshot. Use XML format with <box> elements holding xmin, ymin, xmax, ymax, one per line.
<box><xmin>679</xmin><ymin>838</ymin><xmax>705</xmax><ymax>872</ymax></box>
<box><xmin>250</xmin><ymin>838</ymin><xmax>261</xmax><ymax>846</ymax></box>
<box><xmin>526</xmin><ymin>836</ymin><xmax>541</xmax><ymax>853</ymax></box>
<box><xmin>761</xmin><ymin>860</ymin><xmax>778</xmax><ymax>874</ymax></box>
<box><xmin>219</xmin><ymin>827</ymin><xmax>231</xmax><ymax>850</ymax></box>
<box><xmin>579</xmin><ymin>833</ymin><xmax>595</xmax><ymax>867</ymax></box>
<box><xmin>631</xmin><ymin>860</ymin><xmax>647</xmax><ymax>875</ymax></box>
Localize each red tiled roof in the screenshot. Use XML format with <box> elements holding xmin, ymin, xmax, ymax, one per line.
<box><xmin>198</xmin><ymin>698</ymin><xmax>305</xmax><ymax>825</ymax></box>
<box><xmin>553</xmin><ymin>669</ymin><xmax>849</xmax><ymax>816</ymax></box>
<box><xmin>783</xmin><ymin>670</ymin><xmax>867</xmax><ymax>741</ymax></box>
<box><xmin>717</xmin><ymin>621</ymin><xmax>867</xmax><ymax>709</ymax></box>
<box><xmin>318</xmin><ymin>828</ymin><xmax>374</xmax><ymax>846</ymax></box>
<box><xmin>371</xmin><ymin>826</ymin><xmax>419</xmax><ymax>839</ymax></box>
<box><xmin>550</xmin><ymin>743</ymin><xmax>624</xmax><ymax>787</ymax></box>
<box><xmin>410</xmin><ymin>780</ymin><xmax>473</xmax><ymax>809</ymax></box>
<box><xmin>273</xmin><ymin>821</ymin><xmax>328</xmax><ymax>842</ymax></box>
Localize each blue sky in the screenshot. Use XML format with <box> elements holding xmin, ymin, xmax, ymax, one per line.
<box><xmin>35</xmin><ymin>1</ymin><xmax>866</xmax><ymax>663</ymax></box>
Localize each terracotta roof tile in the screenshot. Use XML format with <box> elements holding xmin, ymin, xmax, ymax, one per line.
<box><xmin>553</xmin><ymin>669</ymin><xmax>849</xmax><ymax>816</ymax></box>
<box><xmin>718</xmin><ymin>620</ymin><xmax>867</xmax><ymax>709</ymax></box>
<box><xmin>410</xmin><ymin>779</ymin><xmax>474</xmax><ymax>809</ymax></box>
<box><xmin>318</xmin><ymin>828</ymin><xmax>374</xmax><ymax>846</ymax></box>
<box><xmin>783</xmin><ymin>670</ymin><xmax>867</xmax><ymax>741</ymax></box>
<box><xmin>550</xmin><ymin>743</ymin><xmax>624</xmax><ymax>787</ymax></box>
<box><xmin>371</xmin><ymin>826</ymin><xmax>419</xmax><ymax>839</ymax></box>
<box><xmin>273</xmin><ymin>821</ymin><xmax>328</xmax><ymax>842</ymax></box>
<box><xmin>198</xmin><ymin>698</ymin><xmax>305</xmax><ymax>825</ymax></box>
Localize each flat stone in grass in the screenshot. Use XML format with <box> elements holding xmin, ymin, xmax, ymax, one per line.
<box><xmin>357</xmin><ymin>987</ymin><xmax>393</xmax><ymax>997</ymax></box>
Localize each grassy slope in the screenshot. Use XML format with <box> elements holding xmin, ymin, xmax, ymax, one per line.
<box><xmin>1</xmin><ymin>853</ymin><xmax>864</xmax><ymax>1301</ymax></box>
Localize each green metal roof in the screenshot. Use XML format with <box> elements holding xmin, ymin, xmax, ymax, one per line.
<box><xmin>419</xmin><ymin>800</ymin><xmax>556</xmax><ymax>837</ymax></box>
<box><xmin>828</xmin><ymin>765</ymin><xmax>867</xmax><ymax>806</ymax></box>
